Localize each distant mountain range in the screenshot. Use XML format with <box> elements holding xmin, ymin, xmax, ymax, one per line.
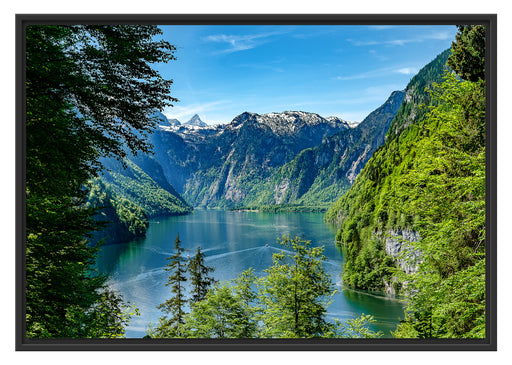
<box><xmin>144</xmin><ymin>110</ymin><xmax>357</xmax><ymax>208</ymax></box>
<box><xmin>128</xmin><ymin>90</ymin><xmax>404</xmax><ymax>210</ymax></box>
<box><xmin>157</xmin><ymin>113</ymin><xmax>209</xmax><ymax>127</ymax></box>
<box><xmin>94</xmin><ymin>90</ymin><xmax>406</xmax><ymax>235</ymax></box>
<box><xmin>183</xmin><ymin>114</ymin><xmax>208</xmax><ymax>127</ymax></box>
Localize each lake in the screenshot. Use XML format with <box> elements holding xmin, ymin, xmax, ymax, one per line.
<box><xmin>95</xmin><ymin>209</ymin><xmax>405</xmax><ymax>338</ymax></box>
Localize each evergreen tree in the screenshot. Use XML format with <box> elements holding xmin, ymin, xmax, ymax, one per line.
<box><xmin>182</xmin><ymin>270</ymin><xmax>259</xmax><ymax>338</ymax></box>
<box><xmin>258</xmin><ymin>235</ymin><xmax>335</xmax><ymax>338</ymax></box>
<box><xmin>188</xmin><ymin>246</ymin><xmax>216</xmax><ymax>303</ymax></box>
<box><xmin>448</xmin><ymin>25</ymin><xmax>486</xmax><ymax>82</ymax></box>
<box><xmin>154</xmin><ymin>234</ymin><xmax>189</xmax><ymax>337</ymax></box>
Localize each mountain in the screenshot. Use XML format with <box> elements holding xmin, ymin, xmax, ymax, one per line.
<box><xmin>99</xmin><ymin>155</ymin><xmax>192</xmax><ymax>219</ymax></box>
<box><xmin>148</xmin><ymin>111</ymin><xmax>352</xmax><ymax>208</ymax></box>
<box><xmin>151</xmin><ymin>110</ymin><xmax>180</xmax><ymax>126</ymax></box>
<box><xmin>87</xmin><ymin>178</ymin><xmax>149</xmax><ymax>244</ymax></box>
<box><xmin>167</xmin><ymin>118</ymin><xmax>181</xmax><ymax>126</ymax></box>
<box><xmin>239</xmin><ymin>90</ymin><xmax>405</xmax><ymax>207</ymax></box>
<box><xmin>184</xmin><ymin>114</ymin><xmax>208</xmax><ymax>127</ymax></box>
<box><xmin>324</xmin><ymin>49</ymin><xmax>454</xmax><ymax>292</ymax></box>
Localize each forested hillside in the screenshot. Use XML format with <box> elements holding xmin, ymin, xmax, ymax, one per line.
<box><xmin>325</xmin><ymin>26</ymin><xmax>486</xmax><ymax>338</ymax></box>
<box><xmin>100</xmin><ymin>156</ymin><xmax>192</xmax><ymax>218</ymax></box>
<box><xmin>86</xmin><ymin>178</ymin><xmax>149</xmax><ymax>244</ymax></box>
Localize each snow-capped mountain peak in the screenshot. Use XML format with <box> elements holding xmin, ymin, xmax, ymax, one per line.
<box><xmin>184</xmin><ymin>114</ymin><xmax>208</xmax><ymax>127</ymax></box>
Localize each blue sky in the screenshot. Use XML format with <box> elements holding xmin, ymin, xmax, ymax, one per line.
<box><xmin>155</xmin><ymin>25</ymin><xmax>458</xmax><ymax>125</ymax></box>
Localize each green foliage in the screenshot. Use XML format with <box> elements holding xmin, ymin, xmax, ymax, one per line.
<box><xmin>25</xmin><ymin>24</ymin><xmax>175</xmax><ymax>337</ymax></box>
<box><xmin>326</xmin><ymin>314</ymin><xmax>384</xmax><ymax>339</ymax></box>
<box><xmin>87</xmin><ymin>178</ymin><xmax>149</xmax><ymax>244</ymax></box>
<box><xmin>101</xmin><ymin>159</ymin><xmax>192</xmax><ymax>218</ymax></box>
<box><xmin>325</xmin><ymin>64</ymin><xmax>486</xmax><ymax>338</ymax></box>
<box><xmin>181</xmin><ymin>270</ymin><xmax>259</xmax><ymax>338</ymax></box>
<box><xmin>189</xmin><ymin>246</ymin><xmax>216</xmax><ymax>303</ymax></box>
<box><xmin>448</xmin><ymin>25</ymin><xmax>486</xmax><ymax>82</ymax></box>
<box><xmin>391</xmin><ymin>74</ymin><xmax>486</xmax><ymax>338</ymax></box>
<box><xmin>152</xmin><ymin>234</ymin><xmax>189</xmax><ymax>337</ymax></box>
<box><xmin>342</xmin><ymin>239</ymin><xmax>394</xmax><ymax>291</ymax></box>
<box><xmin>257</xmin><ymin>235</ymin><xmax>335</xmax><ymax>338</ymax></box>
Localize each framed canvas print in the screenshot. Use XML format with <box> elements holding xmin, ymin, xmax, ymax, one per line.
<box><xmin>16</xmin><ymin>13</ymin><xmax>497</xmax><ymax>351</ymax></box>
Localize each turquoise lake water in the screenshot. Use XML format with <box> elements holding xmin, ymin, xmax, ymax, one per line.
<box><xmin>95</xmin><ymin>210</ymin><xmax>405</xmax><ymax>338</ymax></box>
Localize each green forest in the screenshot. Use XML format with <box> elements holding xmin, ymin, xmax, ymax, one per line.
<box><xmin>326</xmin><ymin>25</ymin><xmax>486</xmax><ymax>338</ymax></box>
<box><xmin>24</xmin><ymin>23</ymin><xmax>488</xmax><ymax>340</ymax></box>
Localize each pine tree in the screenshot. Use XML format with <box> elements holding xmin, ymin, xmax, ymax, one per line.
<box><xmin>447</xmin><ymin>25</ymin><xmax>486</xmax><ymax>82</ymax></box>
<box><xmin>155</xmin><ymin>234</ymin><xmax>188</xmax><ymax>336</ymax></box>
<box><xmin>188</xmin><ymin>246</ymin><xmax>216</xmax><ymax>303</ymax></box>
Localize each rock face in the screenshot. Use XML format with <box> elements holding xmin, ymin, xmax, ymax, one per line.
<box><xmin>384</xmin><ymin>229</ymin><xmax>422</xmax><ymax>275</ymax></box>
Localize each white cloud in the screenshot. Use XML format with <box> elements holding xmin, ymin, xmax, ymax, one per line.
<box><xmin>395</xmin><ymin>67</ymin><xmax>418</xmax><ymax>75</ymax></box>
<box><xmin>164</xmin><ymin>100</ymin><xmax>230</xmax><ymax>123</ymax></box>
<box><xmin>347</xmin><ymin>27</ymin><xmax>456</xmax><ymax>47</ymax></box>
<box><xmin>347</xmin><ymin>38</ymin><xmax>412</xmax><ymax>47</ymax></box>
<box><xmin>204</xmin><ymin>31</ymin><xmax>287</xmax><ymax>54</ymax></box>
<box><xmin>335</xmin><ymin>65</ymin><xmax>419</xmax><ymax>81</ymax></box>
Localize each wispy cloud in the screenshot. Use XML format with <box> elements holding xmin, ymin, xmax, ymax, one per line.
<box><xmin>347</xmin><ymin>38</ymin><xmax>413</xmax><ymax>47</ymax></box>
<box><xmin>347</xmin><ymin>29</ymin><xmax>455</xmax><ymax>47</ymax></box>
<box><xmin>204</xmin><ymin>31</ymin><xmax>287</xmax><ymax>54</ymax></box>
<box><xmin>164</xmin><ymin>100</ymin><xmax>230</xmax><ymax>122</ymax></box>
<box><xmin>368</xmin><ymin>49</ymin><xmax>389</xmax><ymax>61</ymax></box>
<box><xmin>335</xmin><ymin>65</ymin><xmax>419</xmax><ymax>81</ymax></box>
<box><xmin>395</xmin><ymin>67</ymin><xmax>418</xmax><ymax>75</ymax></box>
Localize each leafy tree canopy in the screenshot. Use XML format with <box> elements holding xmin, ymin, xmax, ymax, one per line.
<box><xmin>25</xmin><ymin>24</ymin><xmax>176</xmax><ymax>338</ymax></box>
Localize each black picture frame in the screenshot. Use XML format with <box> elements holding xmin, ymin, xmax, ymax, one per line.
<box><xmin>16</xmin><ymin>13</ymin><xmax>497</xmax><ymax>351</ymax></box>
